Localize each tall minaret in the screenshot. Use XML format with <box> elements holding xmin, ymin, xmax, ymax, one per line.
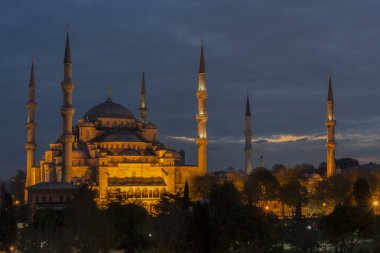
<box><xmin>196</xmin><ymin>40</ymin><xmax>208</xmax><ymax>174</ymax></box>
<box><xmin>244</xmin><ymin>94</ymin><xmax>253</xmax><ymax>174</ymax></box>
<box><xmin>25</xmin><ymin>60</ymin><xmax>37</xmax><ymax>194</ymax></box>
<box><xmin>325</xmin><ymin>74</ymin><xmax>336</xmax><ymax>178</ymax></box>
<box><xmin>60</xmin><ymin>30</ymin><xmax>75</xmax><ymax>182</ymax></box>
<box><xmin>139</xmin><ymin>70</ymin><xmax>148</xmax><ymax>124</ymax></box>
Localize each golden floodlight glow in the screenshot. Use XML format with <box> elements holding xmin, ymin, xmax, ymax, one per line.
<box><xmin>373</xmin><ymin>200</ymin><xmax>379</xmax><ymax>207</ymax></box>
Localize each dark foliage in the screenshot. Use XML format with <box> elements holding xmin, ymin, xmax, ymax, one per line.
<box><xmin>0</xmin><ymin>186</ymin><xmax>16</xmax><ymax>253</ymax></box>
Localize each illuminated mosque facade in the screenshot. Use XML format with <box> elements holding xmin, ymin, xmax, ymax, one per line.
<box><xmin>25</xmin><ymin>31</ymin><xmax>208</xmax><ymax>211</ymax></box>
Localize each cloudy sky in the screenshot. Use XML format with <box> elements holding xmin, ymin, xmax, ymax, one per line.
<box><xmin>1</xmin><ymin>0</ymin><xmax>380</xmax><ymax>179</ymax></box>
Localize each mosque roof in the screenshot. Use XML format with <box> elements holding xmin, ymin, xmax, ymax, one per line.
<box><xmin>83</xmin><ymin>100</ymin><xmax>135</xmax><ymax>120</ymax></box>
<box><xmin>27</xmin><ymin>182</ymin><xmax>79</xmax><ymax>190</ymax></box>
<box><xmin>95</xmin><ymin>129</ymin><xmax>142</xmax><ymax>142</ymax></box>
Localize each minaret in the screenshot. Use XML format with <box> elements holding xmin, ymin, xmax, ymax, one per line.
<box><xmin>25</xmin><ymin>60</ymin><xmax>37</xmax><ymax>195</ymax></box>
<box><xmin>325</xmin><ymin>74</ymin><xmax>336</xmax><ymax>178</ymax></box>
<box><xmin>244</xmin><ymin>94</ymin><xmax>253</xmax><ymax>174</ymax></box>
<box><xmin>196</xmin><ymin>40</ymin><xmax>208</xmax><ymax>174</ymax></box>
<box><xmin>139</xmin><ymin>70</ymin><xmax>148</xmax><ymax>124</ymax></box>
<box><xmin>60</xmin><ymin>30</ymin><xmax>75</xmax><ymax>182</ymax></box>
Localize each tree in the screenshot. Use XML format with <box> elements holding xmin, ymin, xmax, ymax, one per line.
<box><xmin>353</xmin><ymin>178</ymin><xmax>372</xmax><ymax>208</ymax></box>
<box><xmin>271</xmin><ymin>164</ymin><xmax>286</xmax><ymax>174</ymax></box>
<box><xmin>279</xmin><ymin>181</ymin><xmax>308</xmax><ymax>219</ymax></box>
<box><xmin>9</xmin><ymin>170</ymin><xmax>26</xmax><ymax>204</ymax></box>
<box><xmin>106</xmin><ymin>203</ymin><xmax>149</xmax><ymax>253</ymax></box>
<box><xmin>328</xmin><ymin>174</ymin><xmax>352</xmax><ymax>205</ymax></box>
<box><xmin>336</xmin><ymin>158</ymin><xmax>359</xmax><ymax>170</ymax></box>
<box><xmin>319</xmin><ymin>204</ymin><xmax>373</xmax><ymax>253</ymax></box>
<box><xmin>183</xmin><ymin>180</ymin><xmax>190</xmax><ymax>209</ymax></box>
<box><xmin>244</xmin><ymin>167</ymin><xmax>279</xmax><ymax>205</ymax></box>
<box><xmin>192</xmin><ymin>202</ymin><xmax>210</xmax><ymax>253</ymax></box>
<box><xmin>190</xmin><ymin>175</ymin><xmax>218</xmax><ymax>201</ymax></box>
<box><xmin>19</xmin><ymin>208</ymin><xmax>68</xmax><ymax>252</ymax></box>
<box><xmin>274</xmin><ymin>167</ymin><xmax>305</xmax><ymax>186</ymax></box>
<box><xmin>62</xmin><ymin>186</ymin><xmax>116</xmax><ymax>253</ymax></box>
<box><xmin>153</xmin><ymin>192</ymin><xmax>193</xmax><ymax>252</ymax></box>
<box><xmin>0</xmin><ymin>186</ymin><xmax>17</xmax><ymax>253</ymax></box>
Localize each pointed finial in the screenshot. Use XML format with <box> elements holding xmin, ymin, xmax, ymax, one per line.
<box><xmin>106</xmin><ymin>84</ymin><xmax>112</xmax><ymax>102</ymax></box>
<box><xmin>198</xmin><ymin>38</ymin><xmax>205</xmax><ymax>73</ymax></box>
<box><xmin>64</xmin><ymin>25</ymin><xmax>72</xmax><ymax>64</ymax></box>
<box><xmin>29</xmin><ymin>58</ymin><xmax>36</xmax><ymax>88</ymax></box>
<box><xmin>141</xmin><ymin>69</ymin><xmax>146</xmax><ymax>95</ymax></box>
<box><xmin>245</xmin><ymin>92</ymin><xmax>251</xmax><ymax>117</ymax></box>
<box><xmin>328</xmin><ymin>72</ymin><xmax>333</xmax><ymax>102</ymax></box>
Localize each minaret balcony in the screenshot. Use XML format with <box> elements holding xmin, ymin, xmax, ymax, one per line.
<box><xmin>25</xmin><ymin>143</ymin><xmax>36</xmax><ymax>150</ymax></box>
<box><xmin>60</xmin><ymin>107</ymin><xmax>75</xmax><ymax>116</ymax></box>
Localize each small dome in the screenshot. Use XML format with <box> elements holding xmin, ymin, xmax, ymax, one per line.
<box><xmin>84</xmin><ymin>100</ymin><xmax>135</xmax><ymax>120</ymax></box>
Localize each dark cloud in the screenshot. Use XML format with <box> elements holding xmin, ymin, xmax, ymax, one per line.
<box><xmin>1</xmin><ymin>0</ymin><xmax>380</xmax><ymax>178</ymax></box>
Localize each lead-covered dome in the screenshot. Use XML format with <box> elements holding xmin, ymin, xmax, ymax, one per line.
<box><xmin>84</xmin><ymin>100</ymin><xmax>135</xmax><ymax>120</ymax></box>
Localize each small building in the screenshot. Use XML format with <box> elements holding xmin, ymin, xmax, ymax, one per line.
<box><xmin>27</xmin><ymin>182</ymin><xmax>80</xmax><ymax>219</ymax></box>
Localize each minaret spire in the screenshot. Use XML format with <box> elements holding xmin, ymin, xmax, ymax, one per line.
<box><xmin>25</xmin><ymin>59</ymin><xmax>37</xmax><ymax>200</ymax></box>
<box><xmin>139</xmin><ymin>69</ymin><xmax>148</xmax><ymax>124</ymax></box>
<box><xmin>325</xmin><ymin>73</ymin><xmax>336</xmax><ymax>177</ymax></box>
<box><xmin>244</xmin><ymin>93</ymin><xmax>253</xmax><ymax>174</ymax></box>
<box><xmin>196</xmin><ymin>39</ymin><xmax>208</xmax><ymax>174</ymax></box>
<box><xmin>61</xmin><ymin>28</ymin><xmax>75</xmax><ymax>182</ymax></box>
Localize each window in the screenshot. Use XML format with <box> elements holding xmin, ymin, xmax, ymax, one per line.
<box><xmin>135</xmin><ymin>188</ymin><xmax>141</xmax><ymax>198</ymax></box>
<box><xmin>128</xmin><ymin>189</ymin><xmax>134</xmax><ymax>198</ymax></box>
<box><xmin>142</xmin><ymin>188</ymin><xmax>148</xmax><ymax>198</ymax></box>
<box><xmin>149</xmin><ymin>190</ymin><xmax>153</xmax><ymax>198</ymax></box>
<box><xmin>153</xmin><ymin>188</ymin><xmax>159</xmax><ymax>198</ymax></box>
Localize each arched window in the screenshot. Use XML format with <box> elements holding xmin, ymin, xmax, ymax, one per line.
<box><xmin>149</xmin><ymin>190</ymin><xmax>153</xmax><ymax>198</ymax></box>
<box><xmin>142</xmin><ymin>188</ymin><xmax>148</xmax><ymax>198</ymax></box>
<box><xmin>128</xmin><ymin>188</ymin><xmax>134</xmax><ymax>198</ymax></box>
<box><xmin>153</xmin><ymin>188</ymin><xmax>159</xmax><ymax>198</ymax></box>
<box><xmin>135</xmin><ymin>188</ymin><xmax>141</xmax><ymax>198</ymax></box>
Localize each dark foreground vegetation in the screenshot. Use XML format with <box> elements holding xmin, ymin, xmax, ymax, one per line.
<box><xmin>0</xmin><ymin>162</ymin><xmax>379</xmax><ymax>253</ymax></box>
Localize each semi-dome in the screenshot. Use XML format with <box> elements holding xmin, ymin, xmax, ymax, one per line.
<box><xmin>84</xmin><ymin>100</ymin><xmax>135</xmax><ymax>120</ymax></box>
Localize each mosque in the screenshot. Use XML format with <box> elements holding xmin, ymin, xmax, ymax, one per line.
<box><xmin>25</xmin><ymin>31</ymin><xmax>208</xmax><ymax>212</ymax></box>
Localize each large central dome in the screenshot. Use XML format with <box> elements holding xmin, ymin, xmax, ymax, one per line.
<box><xmin>84</xmin><ymin>100</ymin><xmax>135</xmax><ymax>120</ymax></box>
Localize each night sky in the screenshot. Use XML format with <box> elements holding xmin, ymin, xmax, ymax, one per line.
<box><xmin>1</xmin><ymin>0</ymin><xmax>380</xmax><ymax>179</ymax></box>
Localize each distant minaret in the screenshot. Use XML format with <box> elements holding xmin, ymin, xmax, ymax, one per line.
<box><xmin>139</xmin><ymin>70</ymin><xmax>148</xmax><ymax>124</ymax></box>
<box><xmin>244</xmin><ymin>94</ymin><xmax>253</xmax><ymax>174</ymax></box>
<box><xmin>196</xmin><ymin>40</ymin><xmax>208</xmax><ymax>174</ymax></box>
<box><xmin>25</xmin><ymin>60</ymin><xmax>37</xmax><ymax>197</ymax></box>
<box><xmin>325</xmin><ymin>74</ymin><xmax>336</xmax><ymax>178</ymax></box>
<box><xmin>61</xmin><ymin>29</ymin><xmax>75</xmax><ymax>182</ymax></box>
<box><xmin>259</xmin><ymin>155</ymin><xmax>264</xmax><ymax>168</ymax></box>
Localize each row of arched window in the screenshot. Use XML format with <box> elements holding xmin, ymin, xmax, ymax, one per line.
<box><xmin>35</xmin><ymin>195</ymin><xmax>71</xmax><ymax>203</ymax></box>
<box><xmin>108</xmin><ymin>188</ymin><xmax>165</xmax><ymax>199</ymax></box>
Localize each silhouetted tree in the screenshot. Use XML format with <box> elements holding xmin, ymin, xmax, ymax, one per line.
<box><xmin>0</xmin><ymin>186</ymin><xmax>16</xmax><ymax>253</ymax></box>
<box><xmin>271</xmin><ymin>163</ymin><xmax>286</xmax><ymax>173</ymax></box>
<box><xmin>279</xmin><ymin>181</ymin><xmax>308</xmax><ymax>219</ymax></box>
<box><xmin>320</xmin><ymin>204</ymin><xmax>373</xmax><ymax>253</ymax></box>
<box><xmin>244</xmin><ymin>167</ymin><xmax>279</xmax><ymax>204</ymax></box>
<box><xmin>353</xmin><ymin>178</ymin><xmax>372</xmax><ymax>209</ymax></box>
<box><xmin>106</xmin><ymin>203</ymin><xmax>149</xmax><ymax>253</ymax></box>
<box><xmin>192</xmin><ymin>202</ymin><xmax>209</xmax><ymax>253</ymax></box>
<box><xmin>183</xmin><ymin>180</ymin><xmax>190</xmax><ymax>209</ymax></box>
<box><xmin>328</xmin><ymin>174</ymin><xmax>352</xmax><ymax>205</ymax></box>
<box><xmin>336</xmin><ymin>157</ymin><xmax>359</xmax><ymax>170</ymax></box>
<box><xmin>9</xmin><ymin>170</ymin><xmax>26</xmax><ymax>204</ymax></box>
